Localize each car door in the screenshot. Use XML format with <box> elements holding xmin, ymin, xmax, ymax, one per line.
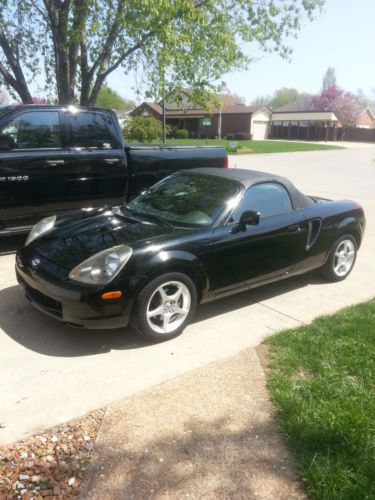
<box><xmin>63</xmin><ymin>110</ymin><xmax>128</xmax><ymax>207</ymax></box>
<box><xmin>206</xmin><ymin>182</ymin><xmax>308</xmax><ymax>291</ymax></box>
<box><xmin>0</xmin><ymin>109</ymin><xmax>69</xmax><ymax>227</ymax></box>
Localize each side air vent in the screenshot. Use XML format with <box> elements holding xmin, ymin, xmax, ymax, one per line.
<box><xmin>306</xmin><ymin>218</ymin><xmax>322</xmax><ymax>251</ymax></box>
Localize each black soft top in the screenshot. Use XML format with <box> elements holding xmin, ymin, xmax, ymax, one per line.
<box><xmin>178</xmin><ymin>167</ymin><xmax>314</xmax><ymax>210</ymax></box>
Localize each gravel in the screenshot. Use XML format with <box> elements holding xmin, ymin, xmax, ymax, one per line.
<box><xmin>0</xmin><ymin>409</ymin><xmax>104</xmax><ymax>499</ymax></box>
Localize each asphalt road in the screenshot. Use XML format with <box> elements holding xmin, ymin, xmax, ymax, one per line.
<box><xmin>1</xmin><ymin>145</ymin><xmax>375</xmax><ymax>445</ymax></box>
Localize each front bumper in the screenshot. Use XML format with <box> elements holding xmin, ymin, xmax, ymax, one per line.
<box><xmin>16</xmin><ymin>263</ymin><xmax>131</xmax><ymax>330</ymax></box>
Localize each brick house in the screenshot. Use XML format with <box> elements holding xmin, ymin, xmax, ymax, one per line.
<box><xmin>130</xmin><ymin>94</ymin><xmax>271</xmax><ymax>140</ymax></box>
<box><xmin>356</xmin><ymin>107</ymin><xmax>375</xmax><ymax>128</ymax></box>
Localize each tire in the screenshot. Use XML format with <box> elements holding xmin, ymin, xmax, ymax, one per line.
<box><xmin>130</xmin><ymin>272</ymin><xmax>197</xmax><ymax>342</ymax></box>
<box><xmin>320</xmin><ymin>234</ymin><xmax>357</xmax><ymax>282</ymax></box>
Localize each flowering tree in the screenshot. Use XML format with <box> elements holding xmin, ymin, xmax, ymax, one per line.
<box><xmin>310</xmin><ymin>85</ymin><xmax>361</xmax><ymax>126</ymax></box>
<box><xmin>32</xmin><ymin>96</ymin><xmax>50</xmax><ymax>104</ymax></box>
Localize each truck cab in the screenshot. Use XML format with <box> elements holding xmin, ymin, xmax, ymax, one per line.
<box><xmin>0</xmin><ymin>105</ymin><xmax>128</xmax><ymax>234</ymax></box>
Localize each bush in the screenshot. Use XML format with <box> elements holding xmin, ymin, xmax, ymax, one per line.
<box><xmin>234</xmin><ymin>133</ymin><xmax>250</xmax><ymax>140</ymax></box>
<box><xmin>174</xmin><ymin>128</ymin><xmax>189</xmax><ymax>139</ymax></box>
<box><xmin>225</xmin><ymin>133</ymin><xmax>235</xmax><ymax>140</ymax></box>
<box><xmin>124</xmin><ymin>116</ymin><xmax>162</xmax><ymax>143</ymax></box>
<box><xmin>168</xmin><ymin>126</ymin><xmax>178</xmax><ymax>138</ymax></box>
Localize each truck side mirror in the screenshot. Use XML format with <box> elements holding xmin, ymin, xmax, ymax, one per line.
<box><xmin>239</xmin><ymin>210</ymin><xmax>260</xmax><ymax>231</ymax></box>
<box><xmin>0</xmin><ymin>134</ymin><xmax>17</xmax><ymax>151</ymax></box>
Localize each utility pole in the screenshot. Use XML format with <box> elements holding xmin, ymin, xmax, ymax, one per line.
<box><xmin>217</xmin><ymin>81</ymin><xmax>230</xmax><ymax>140</ymax></box>
<box><xmin>162</xmin><ymin>95</ymin><xmax>166</xmax><ymax>143</ymax></box>
<box><xmin>218</xmin><ymin>104</ymin><xmax>222</xmax><ymax>140</ymax></box>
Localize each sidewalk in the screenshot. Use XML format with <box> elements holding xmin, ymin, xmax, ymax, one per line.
<box><xmin>268</xmin><ymin>139</ymin><xmax>375</xmax><ymax>149</ymax></box>
<box><xmin>79</xmin><ymin>348</ymin><xmax>305</xmax><ymax>499</ymax></box>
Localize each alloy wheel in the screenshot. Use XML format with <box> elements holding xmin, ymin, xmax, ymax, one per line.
<box><xmin>333</xmin><ymin>239</ymin><xmax>356</xmax><ymax>277</ymax></box>
<box><xmin>146</xmin><ymin>280</ymin><xmax>191</xmax><ymax>334</ymax></box>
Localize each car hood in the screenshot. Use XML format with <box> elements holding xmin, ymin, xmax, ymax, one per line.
<box><xmin>32</xmin><ymin>208</ymin><xmax>179</xmax><ymax>269</ymax></box>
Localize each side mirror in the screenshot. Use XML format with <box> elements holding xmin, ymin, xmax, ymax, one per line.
<box><xmin>238</xmin><ymin>210</ymin><xmax>260</xmax><ymax>231</ymax></box>
<box><xmin>0</xmin><ymin>134</ymin><xmax>17</xmax><ymax>151</ymax></box>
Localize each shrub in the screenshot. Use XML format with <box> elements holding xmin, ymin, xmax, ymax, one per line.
<box><xmin>226</xmin><ymin>146</ymin><xmax>239</xmax><ymax>153</ymax></box>
<box><xmin>234</xmin><ymin>133</ymin><xmax>249</xmax><ymax>140</ymax></box>
<box><xmin>168</xmin><ymin>126</ymin><xmax>178</xmax><ymax>138</ymax></box>
<box><xmin>225</xmin><ymin>133</ymin><xmax>235</xmax><ymax>140</ymax></box>
<box><xmin>124</xmin><ymin>116</ymin><xmax>162</xmax><ymax>143</ymax></box>
<box><xmin>174</xmin><ymin>128</ymin><xmax>189</xmax><ymax>139</ymax></box>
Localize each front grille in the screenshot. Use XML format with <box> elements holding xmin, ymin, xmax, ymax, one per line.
<box><xmin>19</xmin><ymin>275</ymin><xmax>63</xmax><ymax>318</ymax></box>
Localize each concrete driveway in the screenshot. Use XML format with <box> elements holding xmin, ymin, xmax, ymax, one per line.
<box><xmin>1</xmin><ymin>145</ymin><xmax>375</xmax><ymax>445</ymax></box>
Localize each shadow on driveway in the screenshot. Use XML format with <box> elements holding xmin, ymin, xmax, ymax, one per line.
<box><xmin>0</xmin><ymin>235</ymin><xmax>26</xmax><ymax>255</ymax></box>
<box><xmin>0</xmin><ymin>270</ymin><xmax>325</xmax><ymax>358</ymax></box>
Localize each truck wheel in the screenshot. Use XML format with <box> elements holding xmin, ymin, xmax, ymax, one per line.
<box><xmin>131</xmin><ymin>272</ymin><xmax>197</xmax><ymax>342</ymax></box>
<box><xmin>320</xmin><ymin>235</ymin><xmax>357</xmax><ymax>282</ymax></box>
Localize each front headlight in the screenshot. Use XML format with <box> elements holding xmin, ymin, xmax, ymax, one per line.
<box><xmin>69</xmin><ymin>245</ymin><xmax>133</xmax><ymax>285</ymax></box>
<box><xmin>25</xmin><ymin>215</ymin><xmax>56</xmax><ymax>246</ymax></box>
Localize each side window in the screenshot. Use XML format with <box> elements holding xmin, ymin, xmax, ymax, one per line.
<box><xmin>68</xmin><ymin>112</ymin><xmax>119</xmax><ymax>148</ymax></box>
<box><xmin>0</xmin><ymin>111</ymin><xmax>61</xmax><ymax>149</ymax></box>
<box><xmin>231</xmin><ymin>183</ymin><xmax>292</xmax><ymax>221</ymax></box>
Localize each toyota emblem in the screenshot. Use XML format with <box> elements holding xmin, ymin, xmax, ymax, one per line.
<box><xmin>31</xmin><ymin>257</ymin><xmax>41</xmax><ymax>269</ymax></box>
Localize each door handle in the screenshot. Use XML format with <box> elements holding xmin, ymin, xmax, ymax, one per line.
<box><xmin>45</xmin><ymin>160</ymin><xmax>64</xmax><ymax>166</ymax></box>
<box><xmin>104</xmin><ymin>158</ymin><xmax>120</xmax><ymax>164</ymax></box>
<box><xmin>288</xmin><ymin>224</ymin><xmax>301</xmax><ymax>233</ymax></box>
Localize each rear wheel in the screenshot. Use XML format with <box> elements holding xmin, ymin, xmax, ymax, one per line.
<box><xmin>320</xmin><ymin>235</ymin><xmax>357</xmax><ymax>282</ymax></box>
<box><xmin>131</xmin><ymin>272</ymin><xmax>197</xmax><ymax>342</ymax></box>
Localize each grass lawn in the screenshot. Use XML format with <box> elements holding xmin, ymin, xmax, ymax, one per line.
<box><xmin>163</xmin><ymin>138</ymin><xmax>341</xmax><ymax>154</ymax></box>
<box><xmin>266</xmin><ymin>299</ymin><xmax>375</xmax><ymax>499</ymax></box>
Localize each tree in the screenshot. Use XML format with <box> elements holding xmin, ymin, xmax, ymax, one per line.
<box><xmin>95</xmin><ymin>86</ymin><xmax>135</xmax><ymax>111</ymax></box>
<box><xmin>322</xmin><ymin>66</ymin><xmax>336</xmax><ymax>91</ymax></box>
<box><xmin>250</xmin><ymin>95</ymin><xmax>271</xmax><ymax>107</ymax></box>
<box><xmin>250</xmin><ymin>88</ymin><xmax>307</xmax><ymax>110</ymax></box>
<box><xmin>356</xmin><ymin>88</ymin><xmax>375</xmax><ymax>110</ymax></box>
<box><xmin>0</xmin><ymin>0</ymin><xmax>324</xmax><ymax>106</ymax></box>
<box><xmin>124</xmin><ymin>116</ymin><xmax>162</xmax><ymax>142</ymax></box>
<box><xmin>32</xmin><ymin>96</ymin><xmax>49</xmax><ymax>104</ymax></box>
<box><xmin>269</xmin><ymin>88</ymin><xmax>299</xmax><ymax>109</ymax></box>
<box><xmin>310</xmin><ymin>85</ymin><xmax>361</xmax><ymax>126</ymax></box>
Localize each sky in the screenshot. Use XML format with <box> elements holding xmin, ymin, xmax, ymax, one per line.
<box><xmin>107</xmin><ymin>0</ymin><xmax>375</xmax><ymax>105</ymax></box>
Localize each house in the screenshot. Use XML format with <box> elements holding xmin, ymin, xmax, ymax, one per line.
<box><xmin>356</xmin><ymin>107</ymin><xmax>375</xmax><ymax>128</ymax></box>
<box><xmin>131</xmin><ymin>93</ymin><xmax>272</xmax><ymax>140</ymax></box>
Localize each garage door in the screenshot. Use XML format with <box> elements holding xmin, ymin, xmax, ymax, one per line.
<box><xmin>252</xmin><ymin>121</ymin><xmax>269</xmax><ymax>140</ymax></box>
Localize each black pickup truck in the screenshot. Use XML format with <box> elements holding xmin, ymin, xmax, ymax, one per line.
<box><xmin>0</xmin><ymin>105</ymin><xmax>227</xmax><ymax>236</ymax></box>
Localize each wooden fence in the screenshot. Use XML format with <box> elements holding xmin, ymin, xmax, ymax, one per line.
<box><xmin>270</xmin><ymin>124</ymin><xmax>375</xmax><ymax>143</ymax></box>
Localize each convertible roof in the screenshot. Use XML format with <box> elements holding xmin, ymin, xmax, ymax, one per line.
<box><xmin>178</xmin><ymin>167</ymin><xmax>314</xmax><ymax>210</ymax></box>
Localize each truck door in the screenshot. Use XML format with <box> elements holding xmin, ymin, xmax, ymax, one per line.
<box><xmin>0</xmin><ymin>109</ymin><xmax>69</xmax><ymax>228</ymax></box>
<box><xmin>64</xmin><ymin>110</ymin><xmax>128</xmax><ymax>207</ymax></box>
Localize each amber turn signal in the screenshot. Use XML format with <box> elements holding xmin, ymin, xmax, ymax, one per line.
<box><xmin>101</xmin><ymin>291</ymin><xmax>122</xmax><ymax>300</ymax></box>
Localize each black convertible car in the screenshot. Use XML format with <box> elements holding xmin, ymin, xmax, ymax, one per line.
<box><xmin>16</xmin><ymin>168</ymin><xmax>365</xmax><ymax>342</ymax></box>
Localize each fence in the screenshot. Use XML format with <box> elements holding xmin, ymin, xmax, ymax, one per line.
<box><xmin>270</xmin><ymin>124</ymin><xmax>375</xmax><ymax>143</ymax></box>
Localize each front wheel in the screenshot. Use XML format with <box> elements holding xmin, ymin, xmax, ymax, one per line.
<box><xmin>320</xmin><ymin>235</ymin><xmax>357</xmax><ymax>282</ymax></box>
<box><xmin>130</xmin><ymin>272</ymin><xmax>197</xmax><ymax>342</ymax></box>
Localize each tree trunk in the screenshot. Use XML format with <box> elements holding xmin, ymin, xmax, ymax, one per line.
<box><xmin>79</xmin><ymin>29</ymin><xmax>91</xmax><ymax>106</ymax></box>
<box><xmin>0</xmin><ymin>23</ymin><xmax>33</xmax><ymax>103</ymax></box>
<box><xmin>48</xmin><ymin>0</ymin><xmax>75</xmax><ymax>104</ymax></box>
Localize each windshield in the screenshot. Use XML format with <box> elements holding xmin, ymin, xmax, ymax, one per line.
<box><xmin>126</xmin><ymin>173</ymin><xmax>240</xmax><ymax>227</ymax></box>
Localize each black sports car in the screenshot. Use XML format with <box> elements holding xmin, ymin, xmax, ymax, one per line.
<box><xmin>16</xmin><ymin>168</ymin><xmax>366</xmax><ymax>342</ymax></box>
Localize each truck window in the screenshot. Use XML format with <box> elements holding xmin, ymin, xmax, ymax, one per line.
<box><xmin>0</xmin><ymin>111</ymin><xmax>61</xmax><ymax>149</ymax></box>
<box><xmin>68</xmin><ymin>111</ymin><xmax>119</xmax><ymax>149</ymax></box>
